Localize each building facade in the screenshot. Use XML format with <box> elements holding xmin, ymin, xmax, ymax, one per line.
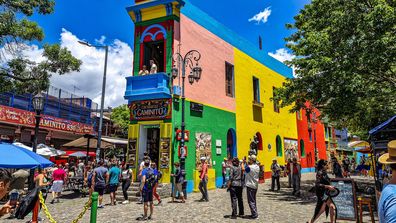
<box><xmin>124</xmin><ymin>0</ymin><xmax>326</xmax><ymax>192</ymax></box>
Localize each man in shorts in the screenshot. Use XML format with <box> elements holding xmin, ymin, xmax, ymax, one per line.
<box><xmin>92</xmin><ymin>161</ymin><xmax>108</xmax><ymax>208</ymax></box>
<box><xmin>107</xmin><ymin>161</ymin><xmax>121</xmax><ymax>205</ymax></box>
<box><xmin>138</xmin><ymin>160</ymin><xmax>155</xmax><ymax>221</ymax></box>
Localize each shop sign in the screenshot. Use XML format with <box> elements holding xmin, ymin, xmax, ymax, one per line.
<box><xmin>190</xmin><ymin>102</ymin><xmax>203</xmax><ymax>113</ymax></box>
<box><xmin>129</xmin><ymin>99</ymin><xmax>172</xmax><ymax>121</ymax></box>
<box><xmin>0</xmin><ymin>105</ymin><xmax>93</xmax><ymax>134</ymax></box>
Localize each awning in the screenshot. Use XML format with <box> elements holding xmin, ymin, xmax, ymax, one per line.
<box><xmin>348</xmin><ymin>140</ymin><xmax>369</xmax><ymax>148</ymax></box>
<box><xmin>62</xmin><ymin>136</ymin><xmax>127</xmax><ymax>149</ymax></box>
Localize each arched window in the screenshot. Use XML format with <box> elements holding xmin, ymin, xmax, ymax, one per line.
<box><xmin>300</xmin><ymin>139</ymin><xmax>305</xmax><ymax>157</ymax></box>
<box><xmin>276</xmin><ymin>135</ymin><xmax>282</xmax><ymax>157</ymax></box>
<box><xmin>256</xmin><ymin>132</ymin><xmax>263</xmax><ymax>150</ymax></box>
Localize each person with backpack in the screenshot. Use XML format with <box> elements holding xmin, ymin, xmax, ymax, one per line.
<box><xmin>137</xmin><ymin>160</ymin><xmax>155</xmax><ymax>221</ymax></box>
<box><xmin>171</xmin><ymin>162</ymin><xmax>185</xmax><ymax>203</ymax></box>
<box><xmin>121</xmin><ymin>164</ymin><xmax>133</xmax><ymax>204</ymax></box>
<box><xmin>150</xmin><ymin>163</ymin><xmax>162</xmax><ymax>205</ymax></box>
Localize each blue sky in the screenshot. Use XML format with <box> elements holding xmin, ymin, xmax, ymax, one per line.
<box><xmin>25</xmin><ymin>0</ymin><xmax>310</xmax><ymax>107</ymax></box>
<box><xmin>31</xmin><ymin>0</ymin><xmax>309</xmax><ymax>55</ymax></box>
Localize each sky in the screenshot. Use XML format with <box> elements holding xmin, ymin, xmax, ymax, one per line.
<box><xmin>20</xmin><ymin>0</ymin><xmax>310</xmax><ymax>108</ymax></box>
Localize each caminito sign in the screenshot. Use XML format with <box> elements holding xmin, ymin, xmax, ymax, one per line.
<box><xmin>0</xmin><ymin>105</ymin><xmax>94</xmax><ymax>134</ymax></box>
<box><xmin>129</xmin><ymin>99</ymin><xmax>172</xmax><ymax>121</ymax></box>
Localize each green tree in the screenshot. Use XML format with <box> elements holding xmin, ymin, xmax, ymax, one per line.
<box><xmin>275</xmin><ymin>0</ymin><xmax>396</xmax><ymax>137</ymax></box>
<box><xmin>110</xmin><ymin>104</ymin><xmax>130</xmax><ymax>138</ymax></box>
<box><xmin>0</xmin><ymin>0</ymin><xmax>81</xmax><ymax>93</ymax></box>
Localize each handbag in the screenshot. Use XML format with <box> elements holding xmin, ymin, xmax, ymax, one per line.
<box><xmin>14</xmin><ymin>187</ymin><xmax>40</xmax><ymax>219</ymax></box>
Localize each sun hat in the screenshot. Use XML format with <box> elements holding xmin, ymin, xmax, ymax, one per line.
<box><xmin>249</xmin><ymin>155</ymin><xmax>257</xmax><ymax>161</ymax></box>
<box><xmin>272</xmin><ymin>158</ymin><xmax>277</xmax><ymax>161</ymax></box>
<box><xmin>325</xmin><ymin>187</ymin><xmax>340</xmax><ymax>198</ymax></box>
<box><xmin>378</xmin><ymin>140</ymin><xmax>396</xmax><ymax>164</ymax></box>
<box><xmin>223</xmin><ymin>157</ymin><xmax>227</xmax><ymax>161</ymax></box>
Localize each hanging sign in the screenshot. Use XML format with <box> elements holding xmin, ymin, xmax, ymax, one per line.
<box><xmin>176</xmin><ymin>129</ymin><xmax>189</xmax><ymax>141</ymax></box>
<box><xmin>129</xmin><ymin>99</ymin><xmax>172</xmax><ymax>121</ymax></box>
<box><xmin>0</xmin><ymin>105</ymin><xmax>93</xmax><ymax>134</ymax></box>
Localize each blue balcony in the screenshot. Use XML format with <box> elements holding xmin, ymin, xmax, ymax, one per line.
<box><xmin>124</xmin><ymin>72</ymin><xmax>171</xmax><ymax>102</ymax></box>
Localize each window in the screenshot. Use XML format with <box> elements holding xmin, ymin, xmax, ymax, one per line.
<box><xmin>300</xmin><ymin>139</ymin><xmax>305</xmax><ymax>157</ymax></box>
<box><xmin>225</xmin><ymin>62</ymin><xmax>234</xmax><ymax>97</ymax></box>
<box><xmin>297</xmin><ymin>110</ymin><xmax>302</xmax><ymax>120</ymax></box>
<box><xmin>309</xmin><ymin>131</ymin><xmax>312</xmax><ymax>142</ymax></box>
<box><xmin>253</xmin><ymin>77</ymin><xmax>260</xmax><ymax>103</ymax></box>
<box><xmin>143</xmin><ymin>40</ymin><xmax>164</xmax><ymax>73</ymax></box>
<box><xmin>276</xmin><ymin>135</ymin><xmax>282</xmax><ymax>157</ymax></box>
<box><xmin>273</xmin><ymin>87</ymin><xmax>280</xmax><ymax>113</ymax></box>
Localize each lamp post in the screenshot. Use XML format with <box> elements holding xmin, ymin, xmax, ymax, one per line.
<box><xmin>171</xmin><ymin>50</ymin><xmax>202</xmax><ymax>176</ymax></box>
<box><xmin>29</xmin><ymin>92</ymin><xmax>44</xmax><ymax>190</ymax></box>
<box><xmin>78</xmin><ymin>40</ymin><xmax>108</xmax><ymax>162</ymax></box>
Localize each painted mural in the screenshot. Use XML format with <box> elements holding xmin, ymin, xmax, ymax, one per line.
<box><xmin>195</xmin><ymin>132</ymin><xmax>212</xmax><ymax>167</ymax></box>
<box><xmin>284</xmin><ymin>138</ymin><xmax>299</xmax><ymax>161</ymax></box>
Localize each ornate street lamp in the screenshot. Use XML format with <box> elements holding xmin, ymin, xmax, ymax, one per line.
<box><xmin>172</xmin><ymin>50</ymin><xmax>202</xmax><ymax>185</ymax></box>
<box><xmin>29</xmin><ymin>92</ymin><xmax>45</xmax><ymax>190</ymax></box>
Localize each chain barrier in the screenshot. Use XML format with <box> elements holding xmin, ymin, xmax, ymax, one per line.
<box><xmin>39</xmin><ymin>191</ymin><xmax>57</xmax><ymax>223</ymax></box>
<box><xmin>38</xmin><ymin>191</ymin><xmax>92</xmax><ymax>223</ymax></box>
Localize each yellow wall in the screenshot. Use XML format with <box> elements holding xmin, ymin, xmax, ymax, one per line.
<box><xmin>127</xmin><ymin>121</ymin><xmax>172</xmax><ymax>183</ymax></box>
<box><xmin>234</xmin><ymin>48</ymin><xmax>298</xmax><ymax>172</ymax></box>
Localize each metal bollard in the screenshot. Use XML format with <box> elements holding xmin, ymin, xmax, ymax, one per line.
<box><xmin>90</xmin><ymin>192</ymin><xmax>98</xmax><ymax>223</ymax></box>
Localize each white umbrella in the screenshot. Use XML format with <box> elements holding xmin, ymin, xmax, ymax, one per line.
<box><xmin>37</xmin><ymin>144</ymin><xmax>66</xmax><ymax>157</ymax></box>
<box><xmin>12</xmin><ymin>142</ymin><xmax>65</xmax><ymax>157</ymax></box>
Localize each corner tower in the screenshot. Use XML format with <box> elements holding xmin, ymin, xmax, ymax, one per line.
<box><xmin>127</xmin><ymin>0</ymin><xmax>185</xmax><ymax>76</ymax></box>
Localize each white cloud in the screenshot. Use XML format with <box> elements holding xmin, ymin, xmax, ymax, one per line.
<box><xmin>268</xmin><ymin>48</ymin><xmax>295</xmax><ymax>63</ymax></box>
<box><xmin>1</xmin><ymin>29</ymin><xmax>133</xmax><ymax>108</ymax></box>
<box><xmin>248</xmin><ymin>7</ymin><xmax>272</xmax><ymax>24</ymax></box>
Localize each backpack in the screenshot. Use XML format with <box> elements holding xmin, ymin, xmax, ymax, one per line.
<box><xmin>157</xmin><ymin>170</ymin><xmax>163</xmax><ymax>181</ymax></box>
<box><xmin>144</xmin><ymin>168</ymin><xmax>157</xmax><ymax>190</ymax></box>
<box><xmin>14</xmin><ymin>187</ymin><xmax>40</xmax><ymax>219</ymax></box>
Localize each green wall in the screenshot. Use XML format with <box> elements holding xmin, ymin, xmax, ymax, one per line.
<box><xmin>171</xmin><ymin>99</ymin><xmax>236</xmax><ymax>182</ymax></box>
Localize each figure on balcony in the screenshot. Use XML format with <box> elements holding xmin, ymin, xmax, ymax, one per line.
<box><xmin>149</xmin><ymin>59</ymin><xmax>158</xmax><ymax>74</ymax></box>
<box><xmin>138</xmin><ymin>65</ymin><xmax>149</xmax><ymax>76</ymax></box>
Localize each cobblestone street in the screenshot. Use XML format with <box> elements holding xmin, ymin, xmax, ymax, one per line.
<box><xmin>5</xmin><ymin>173</ymin><xmax>378</xmax><ymax>223</ymax></box>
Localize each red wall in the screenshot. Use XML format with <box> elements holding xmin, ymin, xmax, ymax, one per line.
<box><xmin>296</xmin><ymin>105</ymin><xmax>327</xmax><ymax>168</ymax></box>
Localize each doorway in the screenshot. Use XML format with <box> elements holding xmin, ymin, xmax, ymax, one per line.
<box><xmin>138</xmin><ymin>125</ymin><xmax>160</xmax><ymax>167</ymax></box>
<box><xmin>227</xmin><ymin>128</ymin><xmax>237</xmax><ymax>159</ymax></box>
<box><xmin>143</xmin><ymin>40</ymin><xmax>164</xmax><ymax>73</ymax></box>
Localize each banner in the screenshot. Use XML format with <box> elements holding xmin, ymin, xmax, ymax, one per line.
<box><xmin>0</xmin><ymin>105</ymin><xmax>93</xmax><ymax>134</ymax></box>
<box><xmin>284</xmin><ymin>138</ymin><xmax>299</xmax><ymax>161</ymax></box>
<box><xmin>129</xmin><ymin>99</ymin><xmax>172</xmax><ymax>121</ymax></box>
<box><xmin>195</xmin><ymin>132</ymin><xmax>212</xmax><ymax>167</ymax></box>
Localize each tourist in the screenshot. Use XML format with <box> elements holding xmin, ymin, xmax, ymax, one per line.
<box><xmin>77</xmin><ymin>160</ymin><xmax>85</xmax><ymax>177</ymax></box>
<box><xmin>222</xmin><ymin>157</ymin><xmax>228</xmax><ymax>188</ymax></box>
<box><xmin>137</xmin><ymin>160</ymin><xmax>155</xmax><ymax>221</ymax></box>
<box><xmin>198</xmin><ymin>157</ymin><xmax>209</xmax><ymax>202</ymax></box>
<box><xmin>244</xmin><ymin>155</ymin><xmax>259</xmax><ymax>219</ymax></box>
<box><xmin>378</xmin><ymin>140</ymin><xmax>396</xmax><ymax>223</ymax></box>
<box><xmin>0</xmin><ymin>168</ymin><xmax>14</xmax><ymax>218</ymax></box>
<box><xmin>92</xmin><ymin>161</ymin><xmax>108</xmax><ymax>208</ymax></box>
<box><xmin>286</xmin><ymin>158</ymin><xmax>292</xmax><ymax>188</ymax></box>
<box><xmin>138</xmin><ymin>153</ymin><xmax>150</xmax><ymax>203</ymax></box>
<box><xmin>342</xmin><ymin>155</ymin><xmax>350</xmax><ymax>177</ymax></box>
<box><xmin>292</xmin><ymin>157</ymin><xmax>301</xmax><ymax>196</ymax></box>
<box><xmin>171</xmin><ymin>162</ymin><xmax>185</xmax><ymax>203</ymax></box>
<box><xmin>309</xmin><ymin>159</ymin><xmax>336</xmax><ymax>223</ymax></box>
<box><xmin>35</xmin><ymin>167</ymin><xmax>49</xmax><ymax>202</ymax></box>
<box><xmin>121</xmin><ymin>164</ymin><xmax>133</xmax><ymax>204</ymax></box>
<box><xmin>50</xmin><ymin>164</ymin><xmax>66</xmax><ymax>204</ymax></box>
<box><xmin>270</xmin><ymin>158</ymin><xmax>281</xmax><ymax>191</ymax></box>
<box><xmin>84</xmin><ymin>163</ymin><xmax>94</xmax><ymax>197</ymax></box>
<box><xmin>149</xmin><ymin>59</ymin><xmax>157</xmax><ymax>74</ymax></box>
<box><xmin>108</xmin><ymin>161</ymin><xmax>121</xmax><ymax>206</ymax></box>
<box><xmin>138</xmin><ymin>65</ymin><xmax>149</xmax><ymax>76</ymax></box>
<box><xmin>151</xmin><ymin>163</ymin><xmax>162</xmax><ymax>205</ymax></box>
<box><xmin>225</xmin><ymin>157</ymin><xmax>244</xmax><ymax>219</ymax></box>
<box><xmin>332</xmin><ymin>157</ymin><xmax>343</xmax><ymax>178</ymax></box>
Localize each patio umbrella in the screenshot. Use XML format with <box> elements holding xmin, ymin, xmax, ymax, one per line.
<box><xmin>37</xmin><ymin>144</ymin><xmax>66</xmax><ymax>157</ymax></box>
<box><xmin>0</xmin><ymin>142</ymin><xmax>53</xmax><ymax>169</ymax></box>
<box><xmin>68</xmin><ymin>151</ymin><xmax>87</xmax><ymax>158</ymax></box>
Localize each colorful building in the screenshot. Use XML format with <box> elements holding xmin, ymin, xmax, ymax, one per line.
<box><xmin>124</xmin><ymin>0</ymin><xmax>325</xmax><ymax>192</ymax></box>
<box><xmin>296</xmin><ymin>106</ymin><xmax>327</xmax><ymax>172</ymax></box>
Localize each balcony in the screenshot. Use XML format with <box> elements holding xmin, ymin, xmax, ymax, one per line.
<box><xmin>124</xmin><ymin>72</ymin><xmax>171</xmax><ymax>102</ymax></box>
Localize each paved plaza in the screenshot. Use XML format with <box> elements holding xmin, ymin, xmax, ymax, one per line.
<box><xmin>5</xmin><ymin>173</ymin><xmax>378</xmax><ymax>223</ymax></box>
